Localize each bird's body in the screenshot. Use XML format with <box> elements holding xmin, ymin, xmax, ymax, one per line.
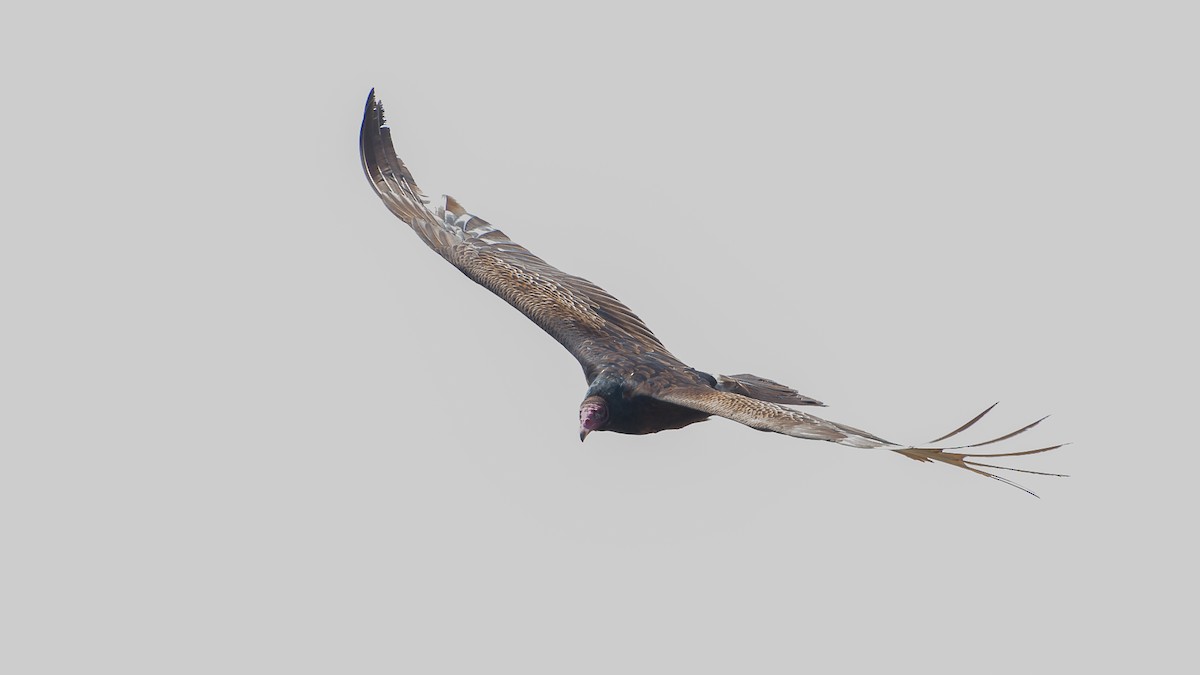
<box><xmin>359</xmin><ymin>89</ymin><xmax>1065</xmax><ymax>494</ymax></box>
<box><xmin>584</xmin><ymin>380</ymin><xmax>712</xmax><ymax>436</ymax></box>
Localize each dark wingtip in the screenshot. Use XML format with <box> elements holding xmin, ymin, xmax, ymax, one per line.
<box><xmin>363</xmin><ymin>88</ymin><xmax>384</xmax><ymax>127</ymax></box>
<box><xmin>363</xmin><ymin>88</ymin><xmax>376</xmax><ymax>117</ymax></box>
<box><xmin>928</xmin><ymin>401</ymin><xmax>1000</xmax><ymax>444</ymax></box>
<box><xmin>360</xmin><ymin>89</ymin><xmax>388</xmax><ymax>183</ymax></box>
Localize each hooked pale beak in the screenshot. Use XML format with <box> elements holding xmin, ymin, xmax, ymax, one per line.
<box><xmin>579</xmin><ymin>397</ymin><xmax>607</xmax><ymax>442</ymax></box>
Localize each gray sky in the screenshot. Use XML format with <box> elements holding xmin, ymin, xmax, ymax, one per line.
<box><xmin>3</xmin><ymin>2</ymin><xmax>1196</xmax><ymax>673</ymax></box>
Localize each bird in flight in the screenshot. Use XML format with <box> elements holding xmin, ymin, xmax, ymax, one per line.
<box><xmin>359</xmin><ymin>89</ymin><xmax>1065</xmax><ymax>495</ymax></box>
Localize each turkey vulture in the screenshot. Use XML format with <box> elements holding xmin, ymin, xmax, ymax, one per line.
<box><xmin>359</xmin><ymin>89</ymin><xmax>1064</xmax><ymax>495</ymax></box>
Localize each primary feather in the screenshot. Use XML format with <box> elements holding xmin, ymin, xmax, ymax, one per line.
<box><xmin>359</xmin><ymin>89</ymin><xmax>1066</xmax><ymax>495</ymax></box>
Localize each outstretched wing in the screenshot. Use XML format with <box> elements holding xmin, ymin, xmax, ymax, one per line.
<box><xmin>650</xmin><ymin>387</ymin><xmax>893</xmax><ymax>447</ymax></box>
<box><xmin>360</xmin><ymin>90</ymin><xmax>680</xmax><ymax>379</ymax></box>
<box><xmin>651</xmin><ymin>387</ymin><xmax>1065</xmax><ymax>495</ymax></box>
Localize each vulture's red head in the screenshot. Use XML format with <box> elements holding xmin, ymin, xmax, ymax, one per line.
<box><xmin>579</xmin><ymin>396</ymin><xmax>609</xmax><ymax>441</ymax></box>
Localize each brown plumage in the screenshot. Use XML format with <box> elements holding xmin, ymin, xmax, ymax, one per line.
<box><xmin>359</xmin><ymin>89</ymin><xmax>1066</xmax><ymax>495</ymax></box>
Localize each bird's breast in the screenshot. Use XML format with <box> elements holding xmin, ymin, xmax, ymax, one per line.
<box><xmin>603</xmin><ymin>393</ymin><xmax>712</xmax><ymax>435</ymax></box>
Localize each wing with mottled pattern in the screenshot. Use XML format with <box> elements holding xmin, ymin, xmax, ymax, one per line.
<box><xmin>652</xmin><ymin>387</ymin><xmax>1066</xmax><ymax>495</ymax></box>
<box><xmin>651</xmin><ymin>387</ymin><xmax>893</xmax><ymax>447</ymax></box>
<box><xmin>360</xmin><ymin>90</ymin><xmax>678</xmax><ymax>378</ymax></box>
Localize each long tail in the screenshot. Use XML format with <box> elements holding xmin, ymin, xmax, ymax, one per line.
<box><xmin>887</xmin><ymin>403</ymin><xmax>1067</xmax><ymax>497</ymax></box>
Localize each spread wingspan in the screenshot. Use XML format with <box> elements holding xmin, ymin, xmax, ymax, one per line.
<box><xmin>360</xmin><ymin>88</ymin><xmax>1066</xmax><ymax>496</ymax></box>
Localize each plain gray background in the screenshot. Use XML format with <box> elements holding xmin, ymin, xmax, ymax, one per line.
<box><xmin>3</xmin><ymin>1</ymin><xmax>1196</xmax><ymax>673</ymax></box>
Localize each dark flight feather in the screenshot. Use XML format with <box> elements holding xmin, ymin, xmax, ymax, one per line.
<box><xmin>360</xmin><ymin>89</ymin><xmax>1066</xmax><ymax>495</ymax></box>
